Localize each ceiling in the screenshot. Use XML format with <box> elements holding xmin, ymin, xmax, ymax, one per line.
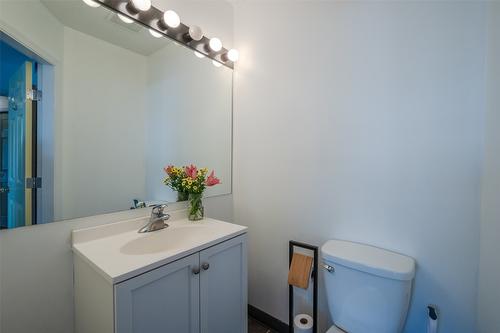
<box><xmin>41</xmin><ymin>0</ymin><xmax>172</xmax><ymax>56</ymax></box>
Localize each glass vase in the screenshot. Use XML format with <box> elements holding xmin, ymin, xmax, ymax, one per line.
<box><xmin>177</xmin><ymin>191</ymin><xmax>189</xmax><ymax>202</ymax></box>
<box><xmin>188</xmin><ymin>193</ymin><xmax>204</xmax><ymax>221</ymax></box>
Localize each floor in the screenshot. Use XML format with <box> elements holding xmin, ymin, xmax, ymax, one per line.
<box><xmin>249</xmin><ymin>316</ymin><xmax>278</xmax><ymax>333</ymax></box>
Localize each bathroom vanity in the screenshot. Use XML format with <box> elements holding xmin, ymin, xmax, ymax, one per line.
<box><xmin>72</xmin><ymin>210</ymin><xmax>247</xmax><ymax>333</ymax></box>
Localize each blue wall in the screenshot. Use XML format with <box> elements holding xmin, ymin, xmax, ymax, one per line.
<box><xmin>0</xmin><ymin>40</ymin><xmax>36</xmax><ymax>96</ymax></box>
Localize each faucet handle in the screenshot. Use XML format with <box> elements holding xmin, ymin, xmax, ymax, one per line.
<box><xmin>151</xmin><ymin>204</ymin><xmax>167</xmax><ymax>216</ymax></box>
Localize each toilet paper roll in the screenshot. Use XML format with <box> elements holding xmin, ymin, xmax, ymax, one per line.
<box><xmin>294</xmin><ymin>314</ymin><xmax>313</xmax><ymax>333</ymax></box>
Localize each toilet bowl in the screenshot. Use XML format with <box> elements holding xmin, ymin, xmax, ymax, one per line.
<box><xmin>321</xmin><ymin>240</ymin><xmax>416</xmax><ymax>333</ymax></box>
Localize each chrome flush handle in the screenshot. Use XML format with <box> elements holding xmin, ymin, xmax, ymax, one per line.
<box><xmin>322</xmin><ymin>263</ymin><xmax>334</xmax><ymax>273</ymax></box>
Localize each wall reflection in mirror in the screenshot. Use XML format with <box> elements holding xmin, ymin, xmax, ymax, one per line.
<box><xmin>0</xmin><ymin>0</ymin><xmax>232</xmax><ymax>230</ymax></box>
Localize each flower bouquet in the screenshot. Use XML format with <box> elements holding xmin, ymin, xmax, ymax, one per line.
<box><xmin>164</xmin><ymin>164</ymin><xmax>220</xmax><ymax>221</ymax></box>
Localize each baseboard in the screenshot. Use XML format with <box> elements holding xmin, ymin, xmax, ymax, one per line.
<box><xmin>248</xmin><ymin>304</ymin><xmax>289</xmax><ymax>333</ymax></box>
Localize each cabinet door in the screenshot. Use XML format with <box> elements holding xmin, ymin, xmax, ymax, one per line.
<box><xmin>200</xmin><ymin>234</ymin><xmax>248</xmax><ymax>333</ymax></box>
<box><xmin>115</xmin><ymin>253</ymin><xmax>200</xmax><ymax>333</ymax></box>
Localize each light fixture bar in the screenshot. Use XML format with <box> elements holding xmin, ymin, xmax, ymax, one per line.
<box><xmin>93</xmin><ymin>0</ymin><xmax>234</xmax><ymax>69</ymax></box>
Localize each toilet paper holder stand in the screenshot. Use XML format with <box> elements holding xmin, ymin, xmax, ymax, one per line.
<box><xmin>289</xmin><ymin>240</ymin><xmax>318</xmax><ymax>333</ymax></box>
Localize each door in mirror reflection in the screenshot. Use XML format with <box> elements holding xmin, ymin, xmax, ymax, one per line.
<box><xmin>4</xmin><ymin>61</ymin><xmax>38</xmax><ymax>229</ymax></box>
<box><xmin>1</xmin><ymin>33</ymin><xmax>54</xmax><ymax>230</ymax></box>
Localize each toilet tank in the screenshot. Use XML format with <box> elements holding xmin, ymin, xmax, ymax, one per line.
<box><xmin>321</xmin><ymin>240</ymin><xmax>416</xmax><ymax>333</ymax></box>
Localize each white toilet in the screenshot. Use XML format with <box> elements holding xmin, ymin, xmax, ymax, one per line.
<box><xmin>321</xmin><ymin>240</ymin><xmax>416</xmax><ymax>333</ymax></box>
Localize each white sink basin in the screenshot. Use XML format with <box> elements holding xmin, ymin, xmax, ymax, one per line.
<box><xmin>72</xmin><ymin>213</ymin><xmax>247</xmax><ymax>284</ymax></box>
<box><xmin>120</xmin><ymin>224</ymin><xmax>210</xmax><ymax>255</ymax></box>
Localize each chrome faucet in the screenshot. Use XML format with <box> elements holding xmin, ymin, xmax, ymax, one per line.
<box><xmin>138</xmin><ymin>204</ymin><xmax>170</xmax><ymax>233</ymax></box>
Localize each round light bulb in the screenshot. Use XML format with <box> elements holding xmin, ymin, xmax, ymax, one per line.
<box><xmin>188</xmin><ymin>26</ymin><xmax>203</xmax><ymax>41</ymax></box>
<box><xmin>117</xmin><ymin>13</ymin><xmax>134</xmax><ymax>24</ymax></box>
<box><xmin>149</xmin><ymin>29</ymin><xmax>162</xmax><ymax>38</ymax></box>
<box><xmin>212</xmin><ymin>60</ymin><xmax>222</xmax><ymax>67</ymax></box>
<box><xmin>163</xmin><ymin>10</ymin><xmax>180</xmax><ymax>28</ymax></box>
<box><xmin>209</xmin><ymin>38</ymin><xmax>222</xmax><ymax>52</ymax></box>
<box><xmin>130</xmin><ymin>0</ymin><xmax>151</xmax><ymax>11</ymax></box>
<box><xmin>227</xmin><ymin>49</ymin><xmax>239</xmax><ymax>62</ymax></box>
<box><xmin>194</xmin><ymin>51</ymin><xmax>205</xmax><ymax>59</ymax></box>
<box><xmin>82</xmin><ymin>0</ymin><xmax>100</xmax><ymax>7</ymax></box>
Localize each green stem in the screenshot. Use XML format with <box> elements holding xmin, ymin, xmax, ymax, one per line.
<box><xmin>188</xmin><ymin>193</ymin><xmax>204</xmax><ymax>221</ymax></box>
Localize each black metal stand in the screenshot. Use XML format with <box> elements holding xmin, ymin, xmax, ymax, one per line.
<box><xmin>288</xmin><ymin>241</ymin><xmax>318</xmax><ymax>333</ymax></box>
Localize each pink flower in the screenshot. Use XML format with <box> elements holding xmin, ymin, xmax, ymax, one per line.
<box><xmin>164</xmin><ymin>165</ymin><xmax>174</xmax><ymax>176</ymax></box>
<box><xmin>205</xmin><ymin>171</ymin><xmax>221</xmax><ymax>186</ymax></box>
<box><xmin>185</xmin><ymin>164</ymin><xmax>198</xmax><ymax>179</ymax></box>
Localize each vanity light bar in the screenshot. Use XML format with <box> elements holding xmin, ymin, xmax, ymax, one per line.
<box><xmin>86</xmin><ymin>0</ymin><xmax>236</xmax><ymax>69</ymax></box>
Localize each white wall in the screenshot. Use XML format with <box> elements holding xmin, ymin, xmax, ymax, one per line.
<box><xmin>478</xmin><ymin>3</ymin><xmax>500</xmax><ymax>333</ymax></box>
<box><xmin>145</xmin><ymin>43</ymin><xmax>233</xmax><ymax>202</ymax></box>
<box><xmin>232</xmin><ymin>2</ymin><xmax>487</xmax><ymax>332</ymax></box>
<box><xmin>0</xmin><ymin>0</ymin><xmax>64</xmax><ymax>63</ymax></box>
<box><xmin>58</xmin><ymin>27</ymin><xmax>147</xmax><ymax>220</ymax></box>
<box><xmin>0</xmin><ymin>209</ymin><xmax>147</xmax><ymax>333</ymax></box>
<box><xmin>0</xmin><ymin>2</ymin><xmax>64</xmax><ymax>332</ymax></box>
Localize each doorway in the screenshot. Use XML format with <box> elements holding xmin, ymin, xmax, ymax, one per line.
<box><xmin>0</xmin><ymin>35</ymin><xmax>45</xmax><ymax>229</ymax></box>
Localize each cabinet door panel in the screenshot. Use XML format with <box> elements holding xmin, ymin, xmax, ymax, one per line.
<box><xmin>200</xmin><ymin>235</ymin><xmax>248</xmax><ymax>333</ymax></box>
<box><xmin>115</xmin><ymin>254</ymin><xmax>200</xmax><ymax>333</ymax></box>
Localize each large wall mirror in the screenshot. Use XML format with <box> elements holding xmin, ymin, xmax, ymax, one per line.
<box><xmin>0</xmin><ymin>0</ymin><xmax>232</xmax><ymax>229</ymax></box>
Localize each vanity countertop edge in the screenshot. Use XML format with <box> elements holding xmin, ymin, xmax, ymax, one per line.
<box><xmin>71</xmin><ymin>212</ymin><xmax>248</xmax><ymax>285</ymax></box>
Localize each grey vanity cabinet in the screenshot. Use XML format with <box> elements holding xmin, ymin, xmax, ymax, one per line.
<box><xmin>200</xmin><ymin>235</ymin><xmax>248</xmax><ymax>333</ymax></box>
<box><xmin>113</xmin><ymin>234</ymin><xmax>247</xmax><ymax>333</ymax></box>
<box><xmin>115</xmin><ymin>253</ymin><xmax>200</xmax><ymax>333</ymax></box>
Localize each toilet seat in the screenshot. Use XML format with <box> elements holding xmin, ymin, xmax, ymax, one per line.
<box><xmin>326</xmin><ymin>324</ymin><xmax>347</xmax><ymax>333</ymax></box>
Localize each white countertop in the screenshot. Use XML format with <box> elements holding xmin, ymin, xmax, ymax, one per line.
<box><xmin>72</xmin><ymin>211</ymin><xmax>247</xmax><ymax>284</ymax></box>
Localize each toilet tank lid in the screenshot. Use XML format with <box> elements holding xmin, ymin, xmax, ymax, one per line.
<box><xmin>321</xmin><ymin>240</ymin><xmax>416</xmax><ymax>281</ymax></box>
